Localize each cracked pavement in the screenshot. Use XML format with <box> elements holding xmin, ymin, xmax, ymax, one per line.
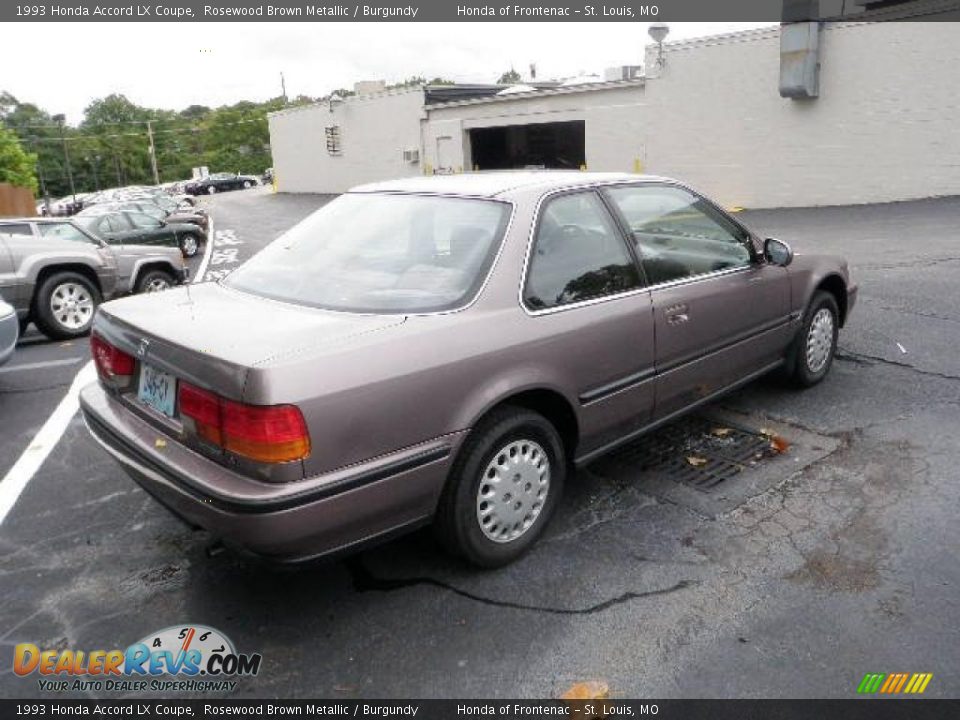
<box><xmin>1</xmin><ymin>192</ymin><xmax>958</xmax><ymax>699</ymax></box>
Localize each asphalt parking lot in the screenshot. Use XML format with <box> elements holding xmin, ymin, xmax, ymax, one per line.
<box><xmin>1</xmin><ymin>188</ymin><xmax>958</xmax><ymax>699</ymax></box>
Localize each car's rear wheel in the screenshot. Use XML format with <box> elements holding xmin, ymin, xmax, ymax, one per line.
<box><xmin>207</xmin><ymin>185</ymin><xmax>217</xmax><ymax>195</ymax></box>
<box><xmin>33</xmin><ymin>271</ymin><xmax>101</xmax><ymax>340</ymax></box>
<box><xmin>180</xmin><ymin>233</ymin><xmax>200</xmax><ymax>258</ymax></box>
<box><xmin>135</xmin><ymin>269</ymin><xmax>176</xmax><ymax>294</ymax></box>
<box><xmin>242</xmin><ymin>180</ymin><xmax>252</xmax><ymax>189</ymax></box>
<box><xmin>789</xmin><ymin>290</ymin><xmax>839</xmax><ymax>387</ymax></box>
<box><xmin>435</xmin><ymin>406</ymin><xmax>565</xmax><ymax>567</ymax></box>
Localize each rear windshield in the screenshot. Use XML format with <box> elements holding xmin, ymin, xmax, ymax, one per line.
<box><xmin>224</xmin><ymin>193</ymin><xmax>511</xmax><ymax>313</ymax></box>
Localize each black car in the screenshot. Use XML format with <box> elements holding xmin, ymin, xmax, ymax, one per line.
<box><xmin>97</xmin><ymin>199</ymin><xmax>209</xmax><ymax>232</ymax></box>
<box><xmin>76</xmin><ymin>210</ymin><xmax>207</xmax><ymax>258</ymax></box>
<box><xmin>184</xmin><ymin>172</ymin><xmax>259</xmax><ymax>195</ymax></box>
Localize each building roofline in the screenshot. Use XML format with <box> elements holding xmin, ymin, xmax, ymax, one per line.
<box><xmin>267</xmin><ymin>84</ymin><xmax>425</xmax><ymax>119</ymax></box>
<box><xmin>424</xmin><ymin>77</ymin><xmax>645</xmax><ymax>111</ymax></box>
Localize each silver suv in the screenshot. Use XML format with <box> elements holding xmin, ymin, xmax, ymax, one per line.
<box><xmin>0</xmin><ymin>218</ymin><xmax>188</xmax><ymax>340</ymax></box>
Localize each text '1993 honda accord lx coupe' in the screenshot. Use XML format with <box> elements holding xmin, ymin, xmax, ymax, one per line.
<box><xmin>80</xmin><ymin>172</ymin><xmax>857</xmax><ymax>567</ymax></box>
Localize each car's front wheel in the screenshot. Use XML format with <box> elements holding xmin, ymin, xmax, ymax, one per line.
<box><xmin>180</xmin><ymin>233</ymin><xmax>200</xmax><ymax>258</ymax></box>
<box><xmin>242</xmin><ymin>180</ymin><xmax>252</xmax><ymax>189</ymax></box>
<box><xmin>207</xmin><ymin>185</ymin><xmax>217</xmax><ymax>195</ymax></box>
<box><xmin>435</xmin><ymin>406</ymin><xmax>565</xmax><ymax>567</ymax></box>
<box><xmin>33</xmin><ymin>271</ymin><xmax>101</xmax><ymax>340</ymax></box>
<box><xmin>789</xmin><ymin>290</ymin><xmax>839</xmax><ymax>387</ymax></box>
<box><xmin>135</xmin><ymin>269</ymin><xmax>176</xmax><ymax>294</ymax></box>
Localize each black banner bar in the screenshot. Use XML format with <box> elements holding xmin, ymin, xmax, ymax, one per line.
<box><xmin>4</xmin><ymin>0</ymin><xmax>960</xmax><ymax>23</ymax></box>
<box><xmin>2</xmin><ymin>699</ymin><xmax>959</xmax><ymax>719</ymax></box>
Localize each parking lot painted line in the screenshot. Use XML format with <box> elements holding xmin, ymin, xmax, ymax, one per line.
<box><xmin>0</xmin><ymin>357</ymin><xmax>84</xmax><ymax>374</ymax></box>
<box><xmin>0</xmin><ymin>361</ymin><xmax>96</xmax><ymax>525</ymax></box>
<box><xmin>193</xmin><ymin>214</ymin><xmax>215</xmax><ymax>282</ymax></box>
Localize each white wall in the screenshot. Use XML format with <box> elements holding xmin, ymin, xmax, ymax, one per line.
<box><xmin>642</xmin><ymin>23</ymin><xmax>960</xmax><ymax>208</ymax></box>
<box><xmin>268</xmin><ymin>87</ymin><xmax>424</xmax><ymax>194</ymax></box>
<box><xmin>268</xmin><ymin>22</ymin><xmax>960</xmax><ymax>208</ymax></box>
<box><xmin>423</xmin><ymin>83</ymin><xmax>647</xmax><ymax>173</ymax></box>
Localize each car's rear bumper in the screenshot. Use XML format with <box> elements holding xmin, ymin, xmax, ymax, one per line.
<box><xmin>79</xmin><ymin>382</ymin><xmax>462</xmax><ymax>562</ymax></box>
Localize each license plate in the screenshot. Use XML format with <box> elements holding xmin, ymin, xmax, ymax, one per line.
<box><xmin>137</xmin><ymin>363</ymin><xmax>176</xmax><ymax>418</ymax></box>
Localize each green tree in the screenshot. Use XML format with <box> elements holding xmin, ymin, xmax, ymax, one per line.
<box><xmin>497</xmin><ymin>68</ymin><xmax>522</xmax><ymax>84</ymax></box>
<box><xmin>0</xmin><ymin>125</ymin><xmax>38</xmax><ymax>192</ymax></box>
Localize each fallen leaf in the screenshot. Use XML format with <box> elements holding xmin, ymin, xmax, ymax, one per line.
<box><xmin>561</xmin><ymin>680</ymin><xmax>609</xmax><ymax>700</ymax></box>
<box><xmin>686</xmin><ymin>455</ymin><xmax>708</xmax><ymax>467</ymax></box>
<box><xmin>769</xmin><ymin>435</ymin><xmax>790</xmax><ymax>454</ymax></box>
<box><xmin>710</xmin><ymin>427</ymin><xmax>733</xmax><ymax>437</ymax></box>
<box><xmin>155</xmin><ymin>439</ymin><xmax>167</xmax><ymax>449</ymax></box>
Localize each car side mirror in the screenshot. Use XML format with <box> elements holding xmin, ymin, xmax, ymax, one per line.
<box><xmin>764</xmin><ymin>237</ymin><xmax>793</xmax><ymax>267</ymax></box>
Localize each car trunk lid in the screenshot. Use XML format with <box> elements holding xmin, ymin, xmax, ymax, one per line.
<box><xmin>94</xmin><ymin>282</ymin><xmax>406</xmax><ymax>402</ymax></box>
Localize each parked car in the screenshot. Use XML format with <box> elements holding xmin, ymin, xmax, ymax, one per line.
<box><xmin>0</xmin><ymin>218</ymin><xmax>188</xmax><ymax>339</ymax></box>
<box><xmin>76</xmin><ymin>209</ymin><xmax>206</xmax><ymax>258</ymax></box>
<box><xmin>84</xmin><ymin>199</ymin><xmax>209</xmax><ymax>232</ymax></box>
<box><xmin>0</xmin><ymin>292</ymin><xmax>17</xmax><ymax>366</ymax></box>
<box><xmin>79</xmin><ymin>172</ymin><xmax>857</xmax><ymax>567</ymax></box>
<box><xmin>184</xmin><ymin>173</ymin><xmax>258</xmax><ymax>195</ymax></box>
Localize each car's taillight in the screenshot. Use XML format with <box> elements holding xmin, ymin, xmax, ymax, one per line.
<box><xmin>91</xmin><ymin>335</ymin><xmax>135</xmax><ymax>382</ymax></box>
<box><xmin>221</xmin><ymin>401</ymin><xmax>311</xmax><ymax>464</ymax></box>
<box><xmin>178</xmin><ymin>382</ymin><xmax>310</xmax><ymax>464</ymax></box>
<box><xmin>179</xmin><ymin>382</ymin><xmax>222</xmax><ymax>446</ymax></box>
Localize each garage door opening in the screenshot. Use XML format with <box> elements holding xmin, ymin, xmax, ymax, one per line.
<box><xmin>469</xmin><ymin>121</ymin><xmax>585</xmax><ymax>171</ymax></box>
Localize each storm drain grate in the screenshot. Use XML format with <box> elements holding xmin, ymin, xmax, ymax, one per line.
<box><xmin>597</xmin><ymin>415</ymin><xmax>778</xmax><ymax>491</ymax></box>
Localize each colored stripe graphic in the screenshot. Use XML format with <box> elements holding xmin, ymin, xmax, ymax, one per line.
<box><xmin>858</xmin><ymin>672</ymin><xmax>933</xmax><ymax>694</ymax></box>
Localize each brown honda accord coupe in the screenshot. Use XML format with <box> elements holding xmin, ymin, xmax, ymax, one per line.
<box><xmin>80</xmin><ymin>172</ymin><xmax>857</xmax><ymax>567</ymax></box>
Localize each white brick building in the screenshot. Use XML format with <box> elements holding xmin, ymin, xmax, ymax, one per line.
<box><xmin>268</xmin><ymin>20</ymin><xmax>960</xmax><ymax>208</ymax></box>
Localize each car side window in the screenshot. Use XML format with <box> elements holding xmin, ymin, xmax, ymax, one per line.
<box><xmin>524</xmin><ymin>191</ymin><xmax>641</xmax><ymax>310</ymax></box>
<box><xmin>99</xmin><ymin>215</ymin><xmax>126</xmax><ymax>233</ymax></box>
<box><xmin>1</xmin><ymin>223</ymin><xmax>33</xmax><ymax>236</ymax></box>
<box><xmin>605</xmin><ymin>185</ymin><xmax>753</xmax><ymax>286</ymax></box>
<box><xmin>38</xmin><ymin>223</ymin><xmax>97</xmax><ymax>244</ymax></box>
<box><xmin>127</xmin><ymin>212</ymin><xmax>160</xmax><ymax>229</ymax></box>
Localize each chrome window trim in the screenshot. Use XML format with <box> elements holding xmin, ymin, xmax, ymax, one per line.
<box><xmin>518</xmin><ymin>187</ymin><xmax>645</xmax><ymax>317</ymax></box>
<box><xmin>518</xmin><ymin>180</ymin><xmax>759</xmax><ymax>318</ymax></box>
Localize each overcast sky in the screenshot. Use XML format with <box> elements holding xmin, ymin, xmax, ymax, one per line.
<box><xmin>4</xmin><ymin>22</ymin><xmax>773</xmax><ymax>123</ymax></box>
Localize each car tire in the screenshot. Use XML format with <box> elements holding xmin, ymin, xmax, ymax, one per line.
<box><xmin>180</xmin><ymin>233</ymin><xmax>200</xmax><ymax>258</ymax></box>
<box><xmin>32</xmin><ymin>271</ymin><xmax>101</xmax><ymax>340</ymax></box>
<box><xmin>135</xmin><ymin>269</ymin><xmax>176</xmax><ymax>294</ymax></box>
<box><xmin>242</xmin><ymin>180</ymin><xmax>252</xmax><ymax>189</ymax></box>
<box><xmin>435</xmin><ymin>406</ymin><xmax>565</xmax><ymax>568</ymax></box>
<box><xmin>207</xmin><ymin>186</ymin><xmax>217</xmax><ymax>195</ymax></box>
<box><xmin>789</xmin><ymin>290</ymin><xmax>840</xmax><ymax>388</ymax></box>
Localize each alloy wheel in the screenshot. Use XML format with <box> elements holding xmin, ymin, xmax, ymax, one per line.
<box><xmin>49</xmin><ymin>282</ymin><xmax>94</xmax><ymax>331</ymax></box>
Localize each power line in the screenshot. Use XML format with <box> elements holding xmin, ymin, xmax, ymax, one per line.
<box><xmin>15</xmin><ymin>115</ymin><xmax>268</xmax><ymax>143</ymax></box>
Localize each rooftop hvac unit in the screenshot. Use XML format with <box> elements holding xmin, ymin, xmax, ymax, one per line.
<box><xmin>402</xmin><ymin>148</ymin><xmax>420</xmax><ymax>164</ymax></box>
<box><xmin>603</xmin><ymin>65</ymin><xmax>643</xmax><ymax>82</ymax></box>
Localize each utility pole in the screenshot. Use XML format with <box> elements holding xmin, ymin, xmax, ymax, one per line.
<box><xmin>33</xmin><ymin>142</ymin><xmax>52</xmax><ymax>215</ymax></box>
<box><xmin>281</xmin><ymin>72</ymin><xmax>288</xmax><ymax>104</ymax></box>
<box><xmin>146</xmin><ymin>120</ymin><xmax>161</xmax><ymax>186</ymax></box>
<box><xmin>53</xmin><ymin>114</ymin><xmax>76</xmax><ymax>203</ymax></box>
<box><xmin>90</xmin><ymin>155</ymin><xmax>100</xmax><ymax>190</ymax></box>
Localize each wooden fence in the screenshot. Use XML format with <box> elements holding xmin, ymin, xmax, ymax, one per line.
<box><xmin>0</xmin><ymin>183</ymin><xmax>36</xmax><ymax>218</ymax></box>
